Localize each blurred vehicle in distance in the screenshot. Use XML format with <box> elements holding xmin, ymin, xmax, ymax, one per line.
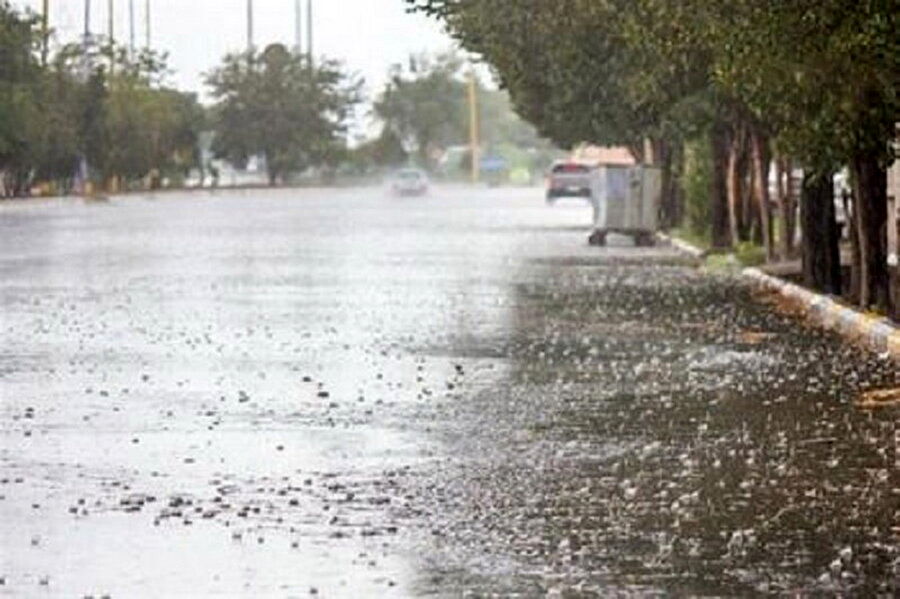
<box><xmin>390</xmin><ymin>168</ymin><xmax>430</xmax><ymax>196</ymax></box>
<box><xmin>545</xmin><ymin>161</ymin><xmax>597</xmax><ymax>204</ymax></box>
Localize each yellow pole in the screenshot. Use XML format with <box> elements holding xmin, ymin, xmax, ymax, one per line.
<box><xmin>468</xmin><ymin>71</ymin><xmax>480</xmax><ymax>184</ymax></box>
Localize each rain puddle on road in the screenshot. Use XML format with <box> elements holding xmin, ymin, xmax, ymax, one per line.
<box><xmin>0</xmin><ymin>189</ymin><xmax>585</xmax><ymax>596</ymax></box>
<box><xmin>403</xmin><ymin>263</ymin><xmax>900</xmax><ymax>596</ymax></box>
<box><xmin>1</xmin><ymin>190</ymin><xmax>898</xmax><ymax>596</ymax></box>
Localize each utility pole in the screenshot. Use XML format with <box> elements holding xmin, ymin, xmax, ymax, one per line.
<box><xmin>306</xmin><ymin>0</ymin><xmax>313</xmax><ymax>65</ymax></box>
<box><xmin>468</xmin><ymin>71</ymin><xmax>480</xmax><ymax>184</ymax></box>
<box><xmin>144</xmin><ymin>0</ymin><xmax>150</xmax><ymax>48</ymax></box>
<box><xmin>107</xmin><ymin>0</ymin><xmax>115</xmax><ymax>74</ymax></box>
<box><xmin>107</xmin><ymin>0</ymin><xmax>114</xmax><ymax>42</ymax></box>
<box><xmin>41</xmin><ymin>0</ymin><xmax>48</xmax><ymax>66</ymax></box>
<box><xmin>84</xmin><ymin>0</ymin><xmax>91</xmax><ymax>40</ymax></box>
<box><xmin>294</xmin><ymin>0</ymin><xmax>302</xmax><ymax>55</ymax></box>
<box><xmin>246</xmin><ymin>0</ymin><xmax>254</xmax><ymax>52</ymax></box>
<box><xmin>128</xmin><ymin>0</ymin><xmax>134</xmax><ymax>55</ymax></box>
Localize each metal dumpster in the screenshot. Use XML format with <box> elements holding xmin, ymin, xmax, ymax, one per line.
<box><xmin>589</xmin><ymin>165</ymin><xmax>661</xmax><ymax>247</ymax></box>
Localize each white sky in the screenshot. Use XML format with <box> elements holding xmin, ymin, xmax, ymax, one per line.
<box><xmin>16</xmin><ymin>0</ymin><xmax>457</xmax><ymax>101</ymax></box>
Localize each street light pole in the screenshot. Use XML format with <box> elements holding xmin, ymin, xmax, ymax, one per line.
<box><xmin>306</xmin><ymin>0</ymin><xmax>313</xmax><ymax>65</ymax></box>
<box><xmin>84</xmin><ymin>0</ymin><xmax>91</xmax><ymax>40</ymax></box>
<box><xmin>41</xmin><ymin>0</ymin><xmax>48</xmax><ymax>66</ymax></box>
<box><xmin>294</xmin><ymin>0</ymin><xmax>302</xmax><ymax>55</ymax></box>
<box><xmin>107</xmin><ymin>0</ymin><xmax>115</xmax><ymax>75</ymax></box>
<box><xmin>107</xmin><ymin>0</ymin><xmax>114</xmax><ymax>42</ymax></box>
<box><xmin>247</xmin><ymin>0</ymin><xmax>254</xmax><ymax>52</ymax></box>
<box><xmin>144</xmin><ymin>0</ymin><xmax>150</xmax><ymax>48</ymax></box>
<box><xmin>128</xmin><ymin>0</ymin><xmax>134</xmax><ymax>55</ymax></box>
<box><xmin>468</xmin><ymin>71</ymin><xmax>480</xmax><ymax>184</ymax></box>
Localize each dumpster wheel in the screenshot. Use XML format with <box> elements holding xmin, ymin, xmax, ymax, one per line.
<box><xmin>634</xmin><ymin>231</ymin><xmax>656</xmax><ymax>247</ymax></box>
<box><xmin>588</xmin><ymin>229</ymin><xmax>607</xmax><ymax>247</ymax></box>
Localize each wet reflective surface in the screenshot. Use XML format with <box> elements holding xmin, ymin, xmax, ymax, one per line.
<box><xmin>1</xmin><ymin>187</ymin><xmax>898</xmax><ymax>596</ymax></box>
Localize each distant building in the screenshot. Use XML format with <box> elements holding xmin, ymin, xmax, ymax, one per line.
<box><xmin>571</xmin><ymin>145</ymin><xmax>637</xmax><ymax>166</ymax></box>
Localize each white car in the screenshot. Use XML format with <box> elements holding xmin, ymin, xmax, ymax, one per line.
<box><xmin>390</xmin><ymin>168</ymin><xmax>429</xmax><ymax>196</ymax></box>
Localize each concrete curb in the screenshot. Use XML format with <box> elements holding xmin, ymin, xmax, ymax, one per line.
<box><xmin>659</xmin><ymin>233</ymin><xmax>900</xmax><ymax>359</ymax></box>
<box><xmin>656</xmin><ymin>232</ymin><xmax>705</xmax><ymax>258</ymax></box>
<box><xmin>742</xmin><ymin>268</ymin><xmax>900</xmax><ymax>359</ymax></box>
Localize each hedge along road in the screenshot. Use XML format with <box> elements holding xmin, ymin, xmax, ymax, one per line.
<box><xmin>0</xmin><ymin>186</ymin><xmax>897</xmax><ymax>596</ymax></box>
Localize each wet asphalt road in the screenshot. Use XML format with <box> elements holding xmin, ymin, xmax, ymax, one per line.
<box><xmin>0</xmin><ymin>186</ymin><xmax>898</xmax><ymax>597</ymax></box>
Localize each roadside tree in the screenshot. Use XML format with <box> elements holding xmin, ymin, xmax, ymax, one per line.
<box><xmin>373</xmin><ymin>52</ymin><xmax>467</xmax><ymax>169</ymax></box>
<box><xmin>206</xmin><ymin>43</ymin><xmax>361</xmax><ymax>186</ymax></box>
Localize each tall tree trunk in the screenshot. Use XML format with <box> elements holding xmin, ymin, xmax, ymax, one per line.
<box><xmin>844</xmin><ymin>190</ymin><xmax>860</xmax><ymax>303</ymax></box>
<box><xmin>671</xmin><ymin>143</ymin><xmax>685</xmax><ymax>227</ymax></box>
<box><xmin>747</xmin><ymin>155</ymin><xmax>762</xmax><ymax>244</ymax></box>
<box><xmin>710</xmin><ymin>123</ymin><xmax>731</xmax><ymax>248</ymax></box>
<box><xmin>774</xmin><ymin>157</ymin><xmax>793</xmax><ymax>259</ymax></box>
<box><xmin>773</xmin><ymin>157</ymin><xmax>785</xmax><ymax>257</ymax></box>
<box><xmin>197</xmin><ymin>157</ymin><xmax>206</xmax><ymax>189</ymax></box>
<box><xmin>627</xmin><ymin>141</ymin><xmax>645</xmax><ymax>165</ymax></box>
<box><xmin>800</xmin><ymin>170</ymin><xmax>841</xmax><ymax>295</ymax></box>
<box><xmin>652</xmin><ymin>138</ymin><xmax>676</xmax><ymax>230</ymax></box>
<box><xmin>726</xmin><ymin>125</ymin><xmax>744</xmax><ymax>245</ymax></box>
<box><xmin>749</xmin><ymin>128</ymin><xmax>774</xmax><ymax>261</ymax></box>
<box><xmin>850</xmin><ymin>151</ymin><xmax>890</xmax><ymax>312</ymax></box>
<box><xmin>784</xmin><ymin>160</ymin><xmax>798</xmax><ymax>256</ymax></box>
<box><xmin>889</xmin><ymin>193</ymin><xmax>900</xmax><ymax>321</ymax></box>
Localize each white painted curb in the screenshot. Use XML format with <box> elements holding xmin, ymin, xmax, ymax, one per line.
<box><xmin>743</xmin><ymin>267</ymin><xmax>900</xmax><ymax>359</ymax></box>
<box><xmin>659</xmin><ymin>233</ymin><xmax>899</xmax><ymax>358</ymax></box>
<box><xmin>656</xmin><ymin>233</ymin><xmax>705</xmax><ymax>258</ymax></box>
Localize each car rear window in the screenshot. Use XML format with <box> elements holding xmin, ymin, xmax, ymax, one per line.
<box><xmin>552</xmin><ymin>163</ymin><xmax>589</xmax><ymax>174</ymax></box>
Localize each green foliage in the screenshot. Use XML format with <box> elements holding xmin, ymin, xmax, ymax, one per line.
<box><xmin>683</xmin><ymin>137</ymin><xmax>712</xmax><ymax>239</ymax></box>
<box><xmin>0</xmin><ymin>1</ymin><xmax>41</xmax><ymax>194</ymax></box>
<box><xmin>691</xmin><ymin>0</ymin><xmax>898</xmax><ymax>171</ymax></box>
<box><xmin>415</xmin><ymin>0</ymin><xmax>896</xmax><ymax>171</ymax></box>
<box><xmin>373</xmin><ymin>52</ymin><xmax>467</xmax><ymax>168</ymax></box>
<box><xmin>80</xmin><ymin>68</ymin><xmax>109</xmax><ymax>178</ymax></box>
<box><xmin>409</xmin><ymin>0</ymin><xmax>898</xmax><ymax>283</ymax></box>
<box><xmin>30</xmin><ymin>58</ymin><xmax>82</xmax><ymax>187</ymax></box>
<box><xmin>206</xmin><ymin>44</ymin><xmax>362</xmax><ymax>185</ymax></box>
<box><xmin>703</xmin><ymin>253</ymin><xmax>740</xmax><ymax>272</ymax></box>
<box><xmin>105</xmin><ymin>80</ymin><xmax>204</xmax><ymax>185</ymax></box>
<box><xmin>368</xmin><ymin>51</ymin><xmax>556</xmax><ymax>175</ymax></box>
<box><xmin>478</xmin><ymin>87</ymin><xmax>547</xmax><ymax>150</ymax></box>
<box><xmin>349</xmin><ymin>129</ymin><xmax>408</xmax><ymax>172</ymax></box>
<box><xmin>0</xmin><ymin>0</ymin><xmax>206</xmax><ymax>196</ymax></box>
<box><xmin>71</xmin><ymin>40</ymin><xmax>204</xmax><ymax>188</ymax></box>
<box><xmin>407</xmin><ymin>1</ymin><xmax>710</xmax><ymax>155</ymax></box>
<box><xmin>734</xmin><ymin>241</ymin><xmax>766</xmax><ymax>267</ymax></box>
